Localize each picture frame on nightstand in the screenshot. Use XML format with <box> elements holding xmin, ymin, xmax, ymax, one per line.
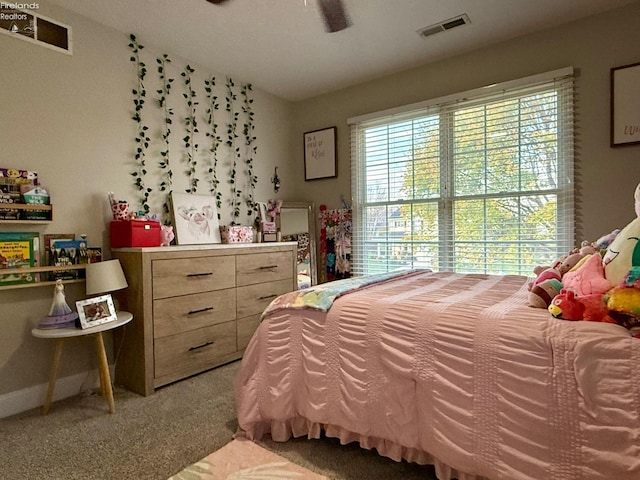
<box><xmin>76</xmin><ymin>294</ymin><xmax>117</xmax><ymax>329</ymax></box>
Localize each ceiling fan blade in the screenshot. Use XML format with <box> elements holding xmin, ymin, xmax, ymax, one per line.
<box><xmin>206</xmin><ymin>0</ymin><xmax>230</xmax><ymax>4</ymax></box>
<box><xmin>318</xmin><ymin>0</ymin><xmax>351</xmax><ymax>33</ymax></box>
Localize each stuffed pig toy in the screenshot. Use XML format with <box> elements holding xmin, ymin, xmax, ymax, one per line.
<box><xmin>160</xmin><ymin>225</ymin><xmax>175</xmax><ymax>246</ymax></box>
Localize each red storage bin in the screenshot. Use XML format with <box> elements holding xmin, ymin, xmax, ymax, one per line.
<box><xmin>110</xmin><ymin>220</ymin><xmax>161</xmax><ymax>248</ymax></box>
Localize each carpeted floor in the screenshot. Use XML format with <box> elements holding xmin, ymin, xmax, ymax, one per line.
<box><xmin>0</xmin><ymin>360</ymin><xmax>437</xmax><ymax>479</ymax></box>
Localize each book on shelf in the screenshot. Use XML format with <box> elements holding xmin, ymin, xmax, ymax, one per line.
<box><xmin>50</xmin><ymin>239</ymin><xmax>87</xmax><ymax>280</ymax></box>
<box><xmin>0</xmin><ymin>232</ymin><xmax>40</xmax><ymax>285</ymax></box>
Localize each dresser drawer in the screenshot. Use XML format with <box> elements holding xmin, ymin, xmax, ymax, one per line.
<box><xmin>153</xmin><ymin>288</ymin><xmax>236</xmax><ymax>339</ymax></box>
<box><xmin>236</xmin><ymin>251</ymin><xmax>293</xmax><ymax>287</ymax></box>
<box><xmin>236</xmin><ymin>278</ymin><xmax>294</xmax><ymax>318</ymax></box>
<box><xmin>154</xmin><ymin>321</ymin><xmax>237</xmax><ymax>378</ymax></box>
<box><xmin>152</xmin><ymin>256</ymin><xmax>235</xmax><ymax>299</ymax></box>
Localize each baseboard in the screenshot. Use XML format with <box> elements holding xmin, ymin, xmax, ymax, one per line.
<box><xmin>0</xmin><ymin>367</ymin><xmax>106</xmax><ymax>419</ymax></box>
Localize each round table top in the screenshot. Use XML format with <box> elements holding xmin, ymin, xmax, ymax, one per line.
<box><xmin>31</xmin><ymin>311</ymin><xmax>133</xmax><ymax>339</ymax></box>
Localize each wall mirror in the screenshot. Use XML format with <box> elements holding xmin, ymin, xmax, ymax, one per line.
<box><xmin>277</xmin><ymin>201</ymin><xmax>317</xmax><ymax>289</ymax></box>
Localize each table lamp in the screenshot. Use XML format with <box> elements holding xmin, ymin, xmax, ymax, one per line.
<box><xmin>85</xmin><ymin>259</ymin><xmax>128</xmax><ymax>305</ymax></box>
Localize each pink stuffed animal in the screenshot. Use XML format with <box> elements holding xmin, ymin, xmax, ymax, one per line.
<box><xmin>160</xmin><ymin>225</ymin><xmax>174</xmax><ymax>246</ymax></box>
<box><xmin>561</xmin><ymin>253</ymin><xmax>611</xmax><ymax>296</ymax></box>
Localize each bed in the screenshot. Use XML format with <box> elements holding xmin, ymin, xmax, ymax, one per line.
<box><xmin>233</xmin><ymin>270</ymin><xmax>640</xmax><ymax>480</ymax></box>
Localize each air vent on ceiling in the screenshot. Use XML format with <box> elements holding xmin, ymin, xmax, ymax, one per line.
<box><xmin>417</xmin><ymin>14</ymin><xmax>470</xmax><ymax>39</ymax></box>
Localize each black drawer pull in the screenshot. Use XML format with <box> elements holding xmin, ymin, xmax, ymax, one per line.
<box><xmin>189</xmin><ymin>341</ymin><xmax>214</xmax><ymax>351</ymax></box>
<box><xmin>186</xmin><ymin>272</ymin><xmax>213</xmax><ymax>277</ymax></box>
<box><xmin>258</xmin><ymin>265</ymin><xmax>278</xmax><ymax>270</ymax></box>
<box><xmin>259</xmin><ymin>294</ymin><xmax>278</xmax><ymax>300</ymax></box>
<box><xmin>187</xmin><ymin>306</ymin><xmax>214</xmax><ymax>315</ymax></box>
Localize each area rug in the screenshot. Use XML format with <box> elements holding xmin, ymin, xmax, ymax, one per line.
<box><xmin>168</xmin><ymin>438</ymin><xmax>328</xmax><ymax>479</ymax></box>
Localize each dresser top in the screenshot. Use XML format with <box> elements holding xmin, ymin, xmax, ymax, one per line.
<box><xmin>112</xmin><ymin>241</ymin><xmax>297</xmax><ymax>253</ymax></box>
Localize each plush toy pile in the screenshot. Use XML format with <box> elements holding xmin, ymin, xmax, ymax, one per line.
<box><xmin>530</xmin><ymin>182</ymin><xmax>640</xmax><ymax>338</ymax></box>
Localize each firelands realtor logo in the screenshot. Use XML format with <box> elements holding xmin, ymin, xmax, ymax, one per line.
<box><xmin>0</xmin><ymin>3</ymin><xmax>39</xmax><ymax>36</ymax></box>
<box><xmin>1</xmin><ymin>2</ymin><xmax>39</xmax><ymax>15</ymax></box>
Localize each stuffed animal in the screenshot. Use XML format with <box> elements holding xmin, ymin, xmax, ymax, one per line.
<box><xmin>160</xmin><ymin>225</ymin><xmax>174</xmax><ymax>246</ymax></box>
<box><xmin>595</xmin><ymin>229</ymin><xmax>620</xmax><ymax>252</ymax></box>
<box><xmin>529</xmin><ymin>278</ymin><xmax>563</xmax><ymax>308</ymax></box>
<box><xmin>606</xmin><ymin>267</ymin><xmax>640</xmax><ymax>331</ymax></box>
<box><xmin>528</xmin><ymin>251</ymin><xmax>586</xmax><ymax>308</ymax></box>
<box><xmin>548</xmin><ymin>289</ymin><xmax>616</xmax><ymax>323</ymax></box>
<box><xmin>603</xmin><ymin>182</ymin><xmax>640</xmax><ymax>287</ymax></box>
<box><xmin>561</xmin><ymin>253</ymin><xmax>611</xmax><ymax>296</ymax></box>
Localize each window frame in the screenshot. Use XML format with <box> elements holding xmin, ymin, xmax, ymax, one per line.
<box><xmin>349</xmin><ymin>68</ymin><xmax>575</xmax><ymax>277</ymax></box>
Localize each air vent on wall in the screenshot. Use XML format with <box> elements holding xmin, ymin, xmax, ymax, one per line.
<box><xmin>0</xmin><ymin>7</ymin><xmax>72</xmax><ymax>54</ymax></box>
<box><xmin>417</xmin><ymin>14</ymin><xmax>470</xmax><ymax>39</ymax></box>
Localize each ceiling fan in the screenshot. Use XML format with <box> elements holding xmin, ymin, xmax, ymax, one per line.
<box><xmin>206</xmin><ymin>0</ymin><xmax>351</xmax><ymax>33</ymax></box>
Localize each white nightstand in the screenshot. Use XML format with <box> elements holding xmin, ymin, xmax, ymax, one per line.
<box><xmin>31</xmin><ymin>311</ymin><xmax>133</xmax><ymax>415</ymax></box>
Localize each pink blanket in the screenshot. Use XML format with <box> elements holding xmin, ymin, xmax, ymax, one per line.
<box><xmin>234</xmin><ymin>271</ymin><xmax>640</xmax><ymax>480</ymax></box>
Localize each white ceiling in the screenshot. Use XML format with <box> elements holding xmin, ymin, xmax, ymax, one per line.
<box><xmin>47</xmin><ymin>0</ymin><xmax>636</xmax><ymax>101</ymax></box>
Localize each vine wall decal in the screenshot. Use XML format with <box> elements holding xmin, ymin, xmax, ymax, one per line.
<box><xmin>156</xmin><ymin>53</ymin><xmax>174</xmax><ymax>222</ymax></box>
<box><xmin>128</xmin><ymin>34</ymin><xmax>152</xmax><ymax>214</ymax></box>
<box><xmin>204</xmin><ymin>76</ymin><xmax>223</xmax><ymax>220</ymax></box>
<box><xmin>128</xmin><ymin>33</ymin><xmax>258</xmax><ymax>226</ymax></box>
<box><xmin>182</xmin><ymin>64</ymin><xmax>199</xmax><ymax>194</ymax></box>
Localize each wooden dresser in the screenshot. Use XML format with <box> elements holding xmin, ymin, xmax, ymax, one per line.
<box><xmin>111</xmin><ymin>242</ymin><xmax>297</xmax><ymax>396</ymax></box>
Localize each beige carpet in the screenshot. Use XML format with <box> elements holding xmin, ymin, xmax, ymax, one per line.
<box><xmin>169</xmin><ymin>438</ymin><xmax>328</xmax><ymax>479</ymax></box>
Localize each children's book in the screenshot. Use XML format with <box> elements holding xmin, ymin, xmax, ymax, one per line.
<box><xmin>0</xmin><ymin>232</ymin><xmax>39</xmax><ymax>285</ymax></box>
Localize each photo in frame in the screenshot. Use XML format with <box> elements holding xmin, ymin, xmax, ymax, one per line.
<box><xmin>304</xmin><ymin>126</ymin><xmax>337</xmax><ymax>180</ymax></box>
<box><xmin>170</xmin><ymin>193</ymin><xmax>221</xmax><ymax>245</ymax></box>
<box><xmin>611</xmin><ymin>62</ymin><xmax>640</xmax><ymax>147</ymax></box>
<box><xmin>76</xmin><ymin>294</ymin><xmax>117</xmax><ymax>329</ymax></box>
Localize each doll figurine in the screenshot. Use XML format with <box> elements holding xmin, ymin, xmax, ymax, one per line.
<box><xmin>38</xmin><ymin>279</ymin><xmax>79</xmax><ymax>329</ymax></box>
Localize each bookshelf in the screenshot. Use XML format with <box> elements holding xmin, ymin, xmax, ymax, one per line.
<box><xmin>0</xmin><ymin>264</ymin><xmax>86</xmax><ymax>292</ymax></box>
<box><xmin>0</xmin><ymin>204</ymin><xmax>53</xmax><ymax>224</ymax></box>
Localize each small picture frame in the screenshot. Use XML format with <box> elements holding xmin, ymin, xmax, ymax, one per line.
<box><xmin>610</xmin><ymin>62</ymin><xmax>640</xmax><ymax>147</ymax></box>
<box><xmin>76</xmin><ymin>294</ymin><xmax>117</xmax><ymax>329</ymax></box>
<box><xmin>304</xmin><ymin>126</ymin><xmax>337</xmax><ymax>180</ymax></box>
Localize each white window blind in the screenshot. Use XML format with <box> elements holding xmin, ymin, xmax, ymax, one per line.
<box><xmin>349</xmin><ymin>68</ymin><xmax>574</xmax><ymax>277</ymax></box>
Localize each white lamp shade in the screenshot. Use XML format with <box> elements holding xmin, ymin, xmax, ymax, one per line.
<box><xmin>85</xmin><ymin>259</ymin><xmax>128</xmax><ymax>296</ymax></box>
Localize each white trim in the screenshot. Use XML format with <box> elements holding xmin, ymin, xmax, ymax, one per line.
<box><xmin>347</xmin><ymin>67</ymin><xmax>573</xmax><ymax>125</ymax></box>
<box><xmin>0</xmin><ymin>367</ymin><xmax>105</xmax><ymax>419</ymax></box>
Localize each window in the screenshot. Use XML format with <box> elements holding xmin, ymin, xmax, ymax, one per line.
<box><xmin>349</xmin><ymin>68</ymin><xmax>574</xmax><ymax>277</ymax></box>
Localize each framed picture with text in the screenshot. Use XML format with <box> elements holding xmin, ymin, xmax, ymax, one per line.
<box><xmin>304</xmin><ymin>126</ymin><xmax>337</xmax><ymax>180</ymax></box>
<box><xmin>611</xmin><ymin>62</ymin><xmax>640</xmax><ymax>147</ymax></box>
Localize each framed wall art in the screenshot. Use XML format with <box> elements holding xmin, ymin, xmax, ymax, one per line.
<box><xmin>76</xmin><ymin>294</ymin><xmax>117</xmax><ymax>329</ymax></box>
<box><xmin>304</xmin><ymin>126</ymin><xmax>337</xmax><ymax>180</ymax></box>
<box><xmin>611</xmin><ymin>62</ymin><xmax>640</xmax><ymax>147</ymax></box>
<box><xmin>170</xmin><ymin>193</ymin><xmax>221</xmax><ymax>245</ymax></box>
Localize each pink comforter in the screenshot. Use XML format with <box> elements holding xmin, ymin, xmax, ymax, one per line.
<box><xmin>234</xmin><ymin>271</ymin><xmax>640</xmax><ymax>480</ymax></box>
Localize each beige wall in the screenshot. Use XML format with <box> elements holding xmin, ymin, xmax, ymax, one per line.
<box><xmin>291</xmin><ymin>1</ymin><xmax>640</xmax><ymax>244</ymax></box>
<box><xmin>0</xmin><ymin>1</ymin><xmax>294</xmax><ymax>402</ymax></box>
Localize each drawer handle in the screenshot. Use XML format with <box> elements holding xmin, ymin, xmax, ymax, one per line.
<box><xmin>186</xmin><ymin>272</ymin><xmax>213</xmax><ymax>277</ymax></box>
<box><xmin>258</xmin><ymin>265</ymin><xmax>278</xmax><ymax>270</ymax></box>
<box><xmin>189</xmin><ymin>341</ymin><xmax>214</xmax><ymax>352</ymax></box>
<box><xmin>187</xmin><ymin>306</ymin><xmax>214</xmax><ymax>315</ymax></box>
<box><xmin>259</xmin><ymin>294</ymin><xmax>278</xmax><ymax>300</ymax></box>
